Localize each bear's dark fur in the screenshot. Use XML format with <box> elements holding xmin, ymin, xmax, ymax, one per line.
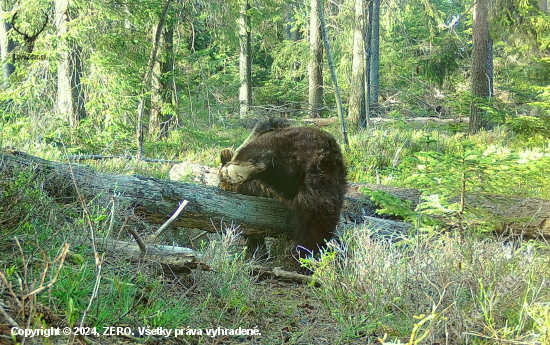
<box><xmin>219</xmin><ymin>117</ymin><xmax>347</xmax><ymax>257</ymax></box>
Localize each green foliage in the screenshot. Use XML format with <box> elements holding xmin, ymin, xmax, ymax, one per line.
<box><xmin>407</xmin><ymin>140</ymin><xmax>550</xmax><ymax>197</ymax></box>
<box><xmin>364</xmin><ymin>189</ymin><xmax>416</xmax><ymax>221</ymax></box>
<box><xmin>530</xmin><ymin>303</ymin><xmax>550</xmax><ymax>344</ymax></box>
<box><xmin>505</xmin><ymin>115</ymin><xmax>550</xmax><ymax>138</ymax></box>
<box><xmin>420</xmin><ymin>36</ymin><xmax>460</xmax><ymax>88</ymax></box>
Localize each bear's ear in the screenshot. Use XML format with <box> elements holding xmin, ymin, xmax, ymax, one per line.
<box><xmin>220</xmin><ymin>148</ymin><xmax>234</xmax><ymax>165</ymax></box>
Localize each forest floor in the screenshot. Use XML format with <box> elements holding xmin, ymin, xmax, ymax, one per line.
<box><xmin>2</xmin><ymin>120</ymin><xmax>550</xmax><ymax>344</ymax></box>
<box><xmin>1</xmin><ymin>276</ymin><xmax>370</xmax><ymax>344</ymax></box>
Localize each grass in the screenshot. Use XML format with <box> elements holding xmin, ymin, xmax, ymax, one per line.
<box><xmin>1</xmin><ymin>117</ymin><xmax>550</xmax><ymax>344</ymax></box>
<box><xmin>306</xmin><ymin>227</ymin><xmax>550</xmax><ymax>344</ymax></box>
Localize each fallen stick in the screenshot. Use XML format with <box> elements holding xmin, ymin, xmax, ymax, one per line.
<box><xmin>251</xmin><ymin>265</ymin><xmax>321</xmax><ymax>287</ymax></box>
<box><xmin>80</xmin><ymin>237</ymin><xmax>210</xmax><ymax>272</ymax></box>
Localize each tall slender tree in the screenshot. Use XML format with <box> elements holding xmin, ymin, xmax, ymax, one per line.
<box><xmin>55</xmin><ymin>0</ymin><xmax>71</xmax><ymax>122</ymax></box>
<box><xmin>348</xmin><ymin>0</ymin><xmax>365</xmax><ymax>125</ymax></box>
<box><xmin>55</xmin><ymin>0</ymin><xmax>86</xmax><ymax>128</ymax></box>
<box><xmin>469</xmin><ymin>0</ymin><xmax>493</xmax><ymax>133</ymax></box>
<box><xmin>70</xmin><ymin>44</ymin><xmax>86</xmax><ymax>125</ymax></box>
<box><xmin>0</xmin><ymin>0</ymin><xmax>15</xmax><ymax>85</ymax></box>
<box><xmin>369</xmin><ymin>0</ymin><xmax>380</xmax><ymax>117</ymax></box>
<box><xmin>149</xmin><ymin>15</ymin><xmax>176</xmax><ymax>139</ymax></box>
<box><xmin>238</xmin><ymin>0</ymin><xmax>252</xmax><ymax>119</ymax></box>
<box><xmin>308</xmin><ymin>0</ymin><xmax>323</xmax><ymax>118</ymax></box>
<box><xmin>364</xmin><ymin>0</ymin><xmax>373</xmax><ymax>127</ymax></box>
<box><xmin>136</xmin><ymin>0</ymin><xmax>171</xmax><ymax>158</ymax></box>
<box><xmin>283</xmin><ymin>1</ymin><xmax>301</xmax><ymax>84</ymax></box>
<box><xmin>159</xmin><ymin>22</ymin><xmax>176</xmax><ymax>138</ymax></box>
<box><xmin>283</xmin><ymin>2</ymin><xmax>300</xmax><ymax>41</ymax></box>
<box><xmin>317</xmin><ymin>0</ymin><xmax>349</xmax><ymax>146</ymax></box>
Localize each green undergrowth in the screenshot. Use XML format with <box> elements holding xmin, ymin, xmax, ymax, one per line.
<box><xmin>346</xmin><ymin>123</ymin><xmax>550</xmax><ymax>200</ymax></box>
<box><xmin>0</xmin><ymin>170</ymin><xmax>275</xmax><ymax>342</ymax></box>
<box><xmin>303</xmin><ymin>226</ymin><xmax>550</xmax><ymax>344</ymax></box>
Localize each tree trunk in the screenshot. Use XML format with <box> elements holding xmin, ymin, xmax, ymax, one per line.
<box><xmin>136</xmin><ymin>0</ymin><xmax>172</xmax><ymax>159</ymax></box>
<box><xmin>55</xmin><ymin>0</ymin><xmax>72</xmax><ymax>124</ymax></box>
<box><xmin>348</xmin><ymin>0</ymin><xmax>365</xmax><ymax>125</ymax></box>
<box><xmin>369</xmin><ymin>0</ymin><xmax>380</xmax><ymax>117</ymax></box>
<box><xmin>283</xmin><ymin>4</ymin><xmax>294</xmax><ymax>40</ymax></box>
<box><xmin>149</xmin><ymin>19</ymin><xmax>177</xmax><ymax>139</ymax></box>
<box><xmin>149</xmin><ymin>57</ymin><xmax>162</xmax><ymax>136</ymax></box>
<box><xmin>363</xmin><ymin>0</ymin><xmax>373</xmax><ymax>128</ymax></box>
<box><xmin>159</xmin><ymin>22</ymin><xmax>175</xmax><ymax>139</ymax></box>
<box><xmin>55</xmin><ymin>0</ymin><xmax>86</xmax><ymax>128</ymax></box>
<box><xmin>0</xmin><ymin>149</ymin><xmax>294</xmax><ymax>238</ymax></box>
<box><xmin>308</xmin><ymin>0</ymin><xmax>323</xmax><ymax>118</ymax></box>
<box><xmin>540</xmin><ymin>0</ymin><xmax>548</xmax><ymax>12</ymax></box>
<box><xmin>149</xmin><ymin>14</ymin><xmax>164</xmax><ymax>138</ymax></box>
<box><xmin>0</xmin><ymin>0</ymin><xmax>15</xmax><ymax>85</ymax></box>
<box><xmin>70</xmin><ymin>43</ymin><xmax>87</xmax><ymax>125</ymax></box>
<box><xmin>284</xmin><ymin>1</ymin><xmax>302</xmax><ymax>84</ymax></box>
<box><xmin>317</xmin><ymin>0</ymin><xmax>349</xmax><ymax>146</ymax></box>
<box><xmin>238</xmin><ymin>0</ymin><xmax>252</xmax><ymax>119</ymax></box>
<box><xmin>469</xmin><ymin>0</ymin><xmax>493</xmax><ymax>133</ymax></box>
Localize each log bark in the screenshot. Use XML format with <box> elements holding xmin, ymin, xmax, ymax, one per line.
<box><xmin>0</xmin><ymin>149</ymin><xmax>291</xmax><ymax>238</ymax></box>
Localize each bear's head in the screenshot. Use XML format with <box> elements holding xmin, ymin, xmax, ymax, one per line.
<box><xmin>219</xmin><ymin>147</ymin><xmax>276</xmax><ymax>198</ymax></box>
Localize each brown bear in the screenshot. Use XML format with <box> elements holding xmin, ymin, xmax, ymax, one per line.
<box><xmin>218</xmin><ymin>117</ymin><xmax>347</xmax><ymax>258</ymax></box>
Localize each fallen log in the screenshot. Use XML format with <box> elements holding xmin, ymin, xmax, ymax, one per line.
<box><xmin>302</xmin><ymin>117</ymin><xmax>339</xmax><ymax>127</ymax></box>
<box><xmin>0</xmin><ymin>149</ymin><xmax>289</xmax><ymax>237</ymax></box>
<box><xmin>0</xmin><ymin>149</ymin><xmax>407</xmax><ymax>239</ymax></box>
<box><xmin>4</xmin><ymin>149</ymin><xmax>547</xmax><ymax>239</ymax></box>
<box><xmin>351</xmin><ymin>184</ymin><xmax>550</xmax><ymax>239</ymax></box>
<box><xmin>174</xmin><ymin>159</ymin><xmax>550</xmax><ymax>239</ymax></box>
<box><xmin>91</xmin><ymin>237</ymin><xmax>319</xmax><ymax>285</ymax></box>
<box><xmin>68</xmin><ymin>154</ymin><xmax>181</xmax><ymax>164</ymax></box>
<box><xmin>300</xmin><ymin>116</ymin><xmax>470</xmax><ymax>128</ymax></box>
<box><xmin>370</xmin><ymin>117</ymin><xmax>470</xmax><ymax>125</ymax></box>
